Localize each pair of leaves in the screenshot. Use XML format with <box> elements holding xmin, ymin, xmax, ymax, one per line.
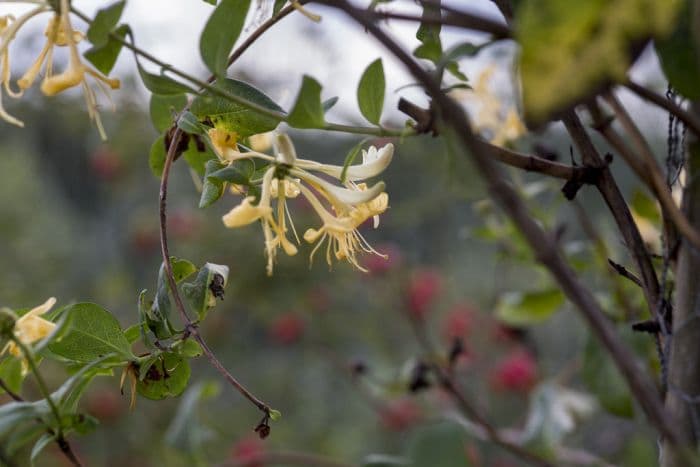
<box><xmin>84</xmin><ymin>1</ymin><xmax>128</xmax><ymax>75</ymax></box>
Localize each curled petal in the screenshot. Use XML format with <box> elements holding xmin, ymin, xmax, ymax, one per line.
<box><xmin>291</xmin><ymin>168</ymin><xmax>386</xmax><ymax>207</ymax></box>
<box><xmin>223</xmin><ymin>196</ymin><xmax>272</xmax><ymax>228</ymax></box>
<box><xmin>273</xmin><ymin>133</ymin><xmax>297</xmax><ymax>165</ymax></box>
<box><xmin>296</xmin><ymin>143</ymin><xmax>393</xmax><ymax>181</ymax></box>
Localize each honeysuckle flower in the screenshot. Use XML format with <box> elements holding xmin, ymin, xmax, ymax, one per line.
<box><xmin>213</xmin><ymin>131</ymin><xmax>393</xmax><ymax>275</ymax></box>
<box><xmin>11</xmin><ymin>0</ymin><xmax>120</xmax><ymax>139</ymax></box>
<box><xmin>1</xmin><ymin>297</ymin><xmax>57</xmax><ymax>374</ymax></box>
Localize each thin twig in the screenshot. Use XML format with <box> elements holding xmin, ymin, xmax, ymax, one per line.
<box><xmin>607</xmin><ymin>259</ymin><xmax>643</xmax><ymax>288</ymax></box>
<box><xmin>373</xmin><ymin>7</ymin><xmax>511</xmax><ymax>38</ymax></box>
<box><xmin>625</xmin><ymin>80</ymin><xmax>700</xmax><ymax>137</ymax></box>
<box><xmin>601</xmin><ymin>92</ymin><xmax>700</xmax><ymax>250</ymax></box>
<box><xmin>315</xmin><ymin>0</ymin><xmax>680</xmax><ymax>444</ymax></box>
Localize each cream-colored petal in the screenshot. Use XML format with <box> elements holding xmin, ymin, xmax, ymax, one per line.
<box><xmin>296</xmin><ymin>143</ymin><xmax>393</xmax><ymax>181</ymax></box>
<box><xmin>222</xmin><ymin>196</ymin><xmax>271</xmax><ymax>228</ymax></box>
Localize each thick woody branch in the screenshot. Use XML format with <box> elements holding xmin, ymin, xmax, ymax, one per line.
<box><xmin>317</xmin><ymin>0</ymin><xmax>680</xmax><ymax>444</ymax></box>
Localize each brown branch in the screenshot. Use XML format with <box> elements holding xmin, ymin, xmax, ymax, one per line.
<box><xmin>561</xmin><ymin>111</ymin><xmax>663</xmax><ymax>318</ymax></box>
<box><xmin>624</xmin><ymin>80</ymin><xmax>700</xmax><ymax>138</ymax></box>
<box><xmin>373</xmin><ymin>7</ymin><xmax>511</xmax><ymax>39</ymax></box>
<box><xmin>600</xmin><ymin>92</ymin><xmax>700</xmax><ymax>251</ymax></box>
<box><xmin>489</xmin><ymin>0</ymin><xmax>514</xmax><ymax>23</ymax></box>
<box><xmin>316</xmin><ymin>0</ymin><xmax>680</xmax><ymax>444</ymax></box>
<box><xmin>608</xmin><ymin>259</ymin><xmax>643</xmax><ymax>288</ymax></box>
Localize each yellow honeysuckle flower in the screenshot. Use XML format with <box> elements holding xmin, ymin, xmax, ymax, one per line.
<box><xmin>2</xmin><ymin>297</ymin><xmax>57</xmax><ymax>374</ymax></box>
<box><xmin>14</xmin><ymin>0</ymin><xmax>120</xmax><ymax>139</ymax></box>
<box><xmin>211</xmin><ymin>131</ymin><xmax>392</xmax><ymax>275</ymax></box>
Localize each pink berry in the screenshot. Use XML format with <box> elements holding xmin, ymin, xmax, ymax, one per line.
<box><xmin>489</xmin><ymin>349</ymin><xmax>538</xmax><ymax>393</ymax></box>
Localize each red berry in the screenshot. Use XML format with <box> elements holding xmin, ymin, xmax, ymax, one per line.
<box><xmin>379</xmin><ymin>398</ymin><xmax>422</xmax><ymax>431</ymax></box>
<box><xmin>363</xmin><ymin>243</ymin><xmax>402</xmax><ymax>274</ymax></box>
<box><xmin>90</xmin><ymin>146</ymin><xmax>122</xmax><ymax>181</ymax></box>
<box><xmin>406</xmin><ymin>268</ymin><xmax>442</xmax><ymax>319</ymax></box>
<box><xmin>269</xmin><ymin>313</ymin><xmax>304</xmax><ymax>345</ymax></box>
<box><xmin>230</xmin><ymin>436</ymin><xmax>265</xmax><ymax>467</ymax></box>
<box><xmin>489</xmin><ymin>349</ymin><xmax>538</xmax><ymax>393</ymax></box>
<box><xmin>85</xmin><ymin>389</ymin><xmax>123</xmax><ymax>423</ymax></box>
<box><xmin>442</xmin><ymin>303</ymin><xmax>476</xmax><ymax>340</ymax></box>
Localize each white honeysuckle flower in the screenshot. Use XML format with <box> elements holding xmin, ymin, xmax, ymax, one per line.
<box><xmin>211</xmin><ymin>130</ymin><xmax>392</xmax><ymax>275</ymax></box>
<box><xmin>294</xmin><ymin>143</ymin><xmax>394</xmax><ymax>181</ymax></box>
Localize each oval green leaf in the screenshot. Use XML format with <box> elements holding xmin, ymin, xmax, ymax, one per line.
<box><xmin>357</xmin><ymin>58</ymin><xmax>385</xmax><ymax>125</ymax></box>
<box><xmin>200</xmin><ymin>0</ymin><xmax>251</xmax><ymax>77</ymax></box>
<box><xmin>287</xmin><ymin>75</ymin><xmax>325</xmax><ymax>129</ymax></box>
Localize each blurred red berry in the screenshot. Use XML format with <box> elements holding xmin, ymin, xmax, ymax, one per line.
<box><xmin>90</xmin><ymin>146</ymin><xmax>122</xmax><ymax>181</ymax></box>
<box><xmin>489</xmin><ymin>349</ymin><xmax>538</xmax><ymax>393</ymax></box>
<box><xmin>230</xmin><ymin>436</ymin><xmax>265</xmax><ymax>467</ymax></box>
<box><xmin>130</xmin><ymin>228</ymin><xmax>159</xmax><ymax>254</ymax></box>
<box><xmin>442</xmin><ymin>303</ymin><xmax>476</xmax><ymax>340</ymax></box>
<box><xmin>379</xmin><ymin>398</ymin><xmax>422</xmax><ymax>431</ymax></box>
<box><xmin>364</xmin><ymin>243</ymin><xmax>402</xmax><ymax>274</ymax></box>
<box><xmin>406</xmin><ymin>268</ymin><xmax>442</xmax><ymax>319</ymax></box>
<box><xmin>168</xmin><ymin>210</ymin><xmax>200</xmax><ymax>240</ymax></box>
<box><xmin>269</xmin><ymin>313</ymin><xmax>305</xmax><ymax>345</ymax></box>
<box><xmin>86</xmin><ymin>389</ymin><xmax>123</xmax><ymax>423</ymax></box>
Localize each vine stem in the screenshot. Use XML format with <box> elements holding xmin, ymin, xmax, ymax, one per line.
<box><xmin>10</xmin><ymin>338</ymin><xmax>82</xmax><ymax>467</ymax></box>
<box><xmin>70</xmin><ymin>6</ymin><xmax>408</xmax><ymax>138</ymax></box>
<box><xmin>159</xmin><ymin>129</ymin><xmax>270</xmax><ymax>416</ymax></box>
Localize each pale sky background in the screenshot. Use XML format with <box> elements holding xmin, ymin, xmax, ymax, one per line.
<box><xmin>0</xmin><ymin>0</ymin><xmax>669</xmax><ymax>137</ymax></box>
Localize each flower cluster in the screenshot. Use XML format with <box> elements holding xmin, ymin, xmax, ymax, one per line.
<box><xmin>0</xmin><ymin>0</ymin><xmax>120</xmax><ymax>138</ymax></box>
<box><xmin>210</xmin><ymin>130</ymin><xmax>393</xmax><ymax>276</ymax></box>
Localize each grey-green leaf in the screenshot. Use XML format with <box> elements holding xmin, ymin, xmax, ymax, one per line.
<box><xmin>199</xmin><ymin>160</ymin><xmax>227</xmax><ymax>208</ymax></box>
<box><xmin>200</xmin><ymin>0</ymin><xmax>251</xmax><ymax>77</ymax></box>
<box><xmin>182</xmin><ymin>263</ymin><xmax>229</xmax><ymax>321</ymax></box>
<box><xmin>84</xmin><ymin>24</ymin><xmax>129</xmax><ymax>75</ymax></box>
<box><xmin>287</xmin><ymin>75</ymin><xmax>325</xmax><ymax>128</ymax></box>
<box><xmin>138</xmin><ymin>63</ymin><xmax>194</xmax><ymax>95</ymax></box>
<box><xmin>149</xmin><ymin>135</ymin><xmax>166</xmax><ymax>178</ymax></box>
<box><xmin>496</xmin><ymin>289</ymin><xmax>565</xmax><ymax>326</ymax></box>
<box><xmin>86</xmin><ymin>0</ymin><xmax>126</xmax><ymax>47</ymax></box>
<box><xmin>150</xmin><ymin>94</ymin><xmax>187</xmax><ymax>132</ymax></box>
<box><xmin>49</xmin><ymin>303</ymin><xmax>135</xmax><ymax>363</ymax></box>
<box><xmin>357</xmin><ymin>58</ymin><xmax>385</xmax><ymax>125</ymax></box>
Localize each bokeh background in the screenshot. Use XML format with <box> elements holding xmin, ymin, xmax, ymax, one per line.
<box><xmin>0</xmin><ymin>1</ymin><xmax>677</xmax><ymax>466</ymax></box>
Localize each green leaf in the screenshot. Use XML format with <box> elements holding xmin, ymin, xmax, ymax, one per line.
<box><xmin>656</xmin><ymin>1</ymin><xmax>700</xmax><ymax>100</ymax></box>
<box><xmin>0</xmin><ymin>357</ymin><xmax>23</xmax><ymax>396</ymax></box>
<box><xmin>414</xmin><ymin>3</ymin><xmax>443</xmax><ymax>64</ymax></box>
<box><xmin>138</xmin><ymin>62</ymin><xmax>194</xmax><ymax>95</ymax></box>
<box><xmin>148</xmin><ymin>258</ymin><xmax>197</xmax><ymax>340</ymax></box>
<box><xmin>631</xmin><ymin>189</ymin><xmax>661</xmax><ymax>223</ymax></box>
<box><xmin>5</xmin><ymin>424</ymin><xmax>45</xmax><ymax>456</ymax></box>
<box><xmin>150</xmin><ymin>94</ymin><xmax>187</xmax><ymax>132</ymax></box>
<box><xmin>182</xmin><ymin>263</ymin><xmax>229</xmax><ymax>321</ymax></box>
<box><xmin>199</xmin><ymin>160</ymin><xmax>227</xmax><ymax>208</ymax></box>
<box><xmin>177</xmin><ymin>339</ymin><xmax>203</xmax><ymax>358</ymax></box>
<box><xmin>137</xmin><ymin>353</ymin><xmax>191</xmax><ymax>400</ymax></box>
<box><xmin>496</xmin><ymin>289</ymin><xmax>565</xmax><ymax>326</ymax></box>
<box><xmin>322</xmin><ymin>96</ymin><xmax>339</xmax><ymax>112</ymax></box>
<box><xmin>517</xmin><ymin>0</ymin><xmax>683</xmax><ymax>122</ymax></box>
<box><xmin>340</xmin><ymin>139</ymin><xmax>369</xmax><ymax>183</ymax></box>
<box><xmin>149</xmin><ymin>135</ymin><xmax>166</xmax><ymax>178</ymax></box>
<box><xmin>190</xmin><ymin>78</ymin><xmax>284</xmax><ymax>138</ymax></box>
<box><xmin>178</xmin><ymin>110</ymin><xmax>207</xmax><ymax>135</ymax></box>
<box><xmin>183</xmin><ymin>138</ymin><xmax>216</xmax><ymax>176</ymax></box>
<box><xmin>123</xmin><ymin>324</ymin><xmax>141</xmax><ymax>344</ymax></box>
<box><xmin>30</xmin><ymin>433</ymin><xmax>54</xmax><ymax>466</ymax></box>
<box><xmin>208</xmin><ymin>159</ymin><xmax>254</xmax><ymax>184</ymax></box>
<box><xmin>357</xmin><ymin>58</ymin><xmax>385</xmax><ymax>125</ymax></box>
<box><xmin>268</xmin><ymin>408</ymin><xmax>282</xmax><ymax>421</ymax></box>
<box><xmin>86</xmin><ymin>1</ymin><xmax>126</xmax><ymax>47</ymax></box>
<box><xmin>165</xmin><ymin>381</ymin><xmax>220</xmax><ymax>451</ymax></box>
<box><xmin>364</xmin><ymin>455</ymin><xmax>408</xmax><ymax>466</ymax></box>
<box><xmin>84</xmin><ymin>24</ymin><xmax>129</xmax><ymax>75</ymax></box>
<box><xmin>582</xmin><ymin>332</ymin><xmax>634</xmax><ymax>417</ymax></box>
<box><xmin>203</xmin><ymin>0</ymin><xmax>217</xmax><ymax>4</ymax></box>
<box><xmin>408</xmin><ymin>422</ymin><xmax>469</xmax><ymax>467</ymax></box>
<box><xmin>273</xmin><ymin>0</ymin><xmax>287</xmax><ymax>15</ymax></box>
<box><xmin>287</xmin><ymin>75</ymin><xmax>326</xmax><ymax>129</ymax></box>
<box><xmin>48</xmin><ymin>303</ymin><xmax>134</xmax><ymax>363</ymax></box>
<box><xmin>200</xmin><ymin>0</ymin><xmax>251</xmax><ymax>77</ymax></box>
